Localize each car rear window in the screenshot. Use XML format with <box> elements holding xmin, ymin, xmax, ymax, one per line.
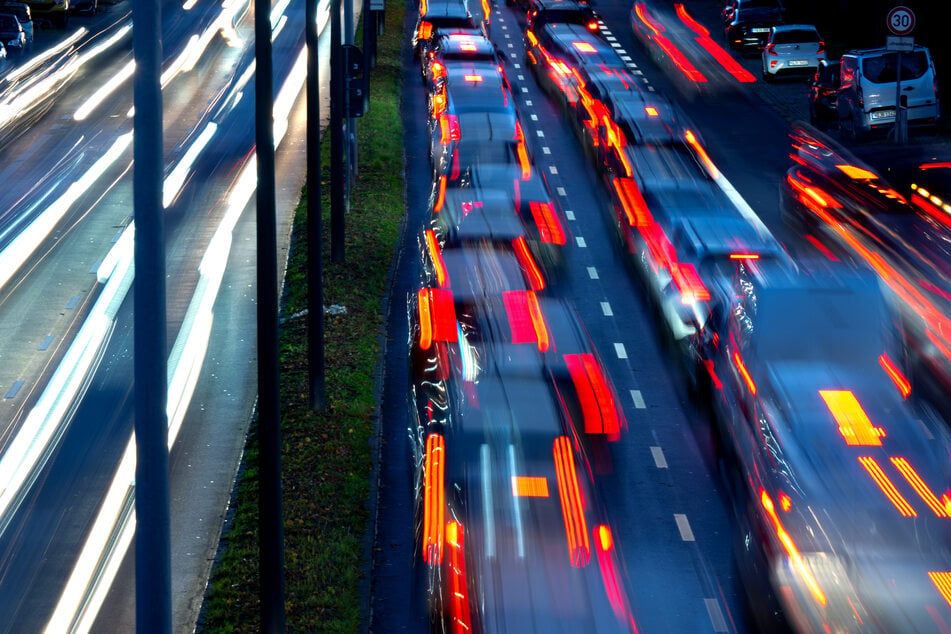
<box><xmin>773</xmin><ymin>29</ymin><xmax>818</xmax><ymax>44</ymax></box>
<box><xmin>862</xmin><ymin>51</ymin><xmax>928</xmax><ymax>83</ymax></box>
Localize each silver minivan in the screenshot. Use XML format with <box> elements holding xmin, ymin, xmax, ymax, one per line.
<box><xmin>836</xmin><ymin>45</ymin><xmax>940</xmax><ymax>139</ymax></box>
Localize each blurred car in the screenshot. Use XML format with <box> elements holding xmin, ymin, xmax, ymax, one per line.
<box><xmin>723</xmin><ymin>0</ymin><xmax>784</xmax><ymax>53</ymax></box>
<box><xmin>413</xmin><ymin>0</ymin><xmax>481</xmax><ymax>61</ymax></box>
<box><xmin>24</xmin><ymin>0</ymin><xmax>68</xmax><ymax>27</ymax></box>
<box><xmin>0</xmin><ymin>12</ymin><xmax>25</xmax><ymax>55</ymax></box>
<box><xmin>572</xmin><ymin>66</ymin><xmax>645</xmax><ymax>154</ymax></box>
<box><xmin>836</xmin><ymin>45</ymin><xmax>940</xmax><ymax>141</ymax></box>
<box><xmin>761</xmin><ymin>24</ymin><xmax>825</xmax><ymax>81</ymax></box>
<box><xmin>781</xmin><ymin>126</ymin><xmax>951</xmax><ymax>412</ymax></box>
<box><xmin>807</xmin><ymin>59</ymin><xmax>840</xmax><ymax>125</ymax></box>
<box><xmin>704</xmin><ymin>258</ymin><xmax>951</xmax><ymax>632</ymax></box>
<box><xmin>410</xmin><ymin>368</ymin><xmax>637</xmax><ymax>632</ymax></box>
<box><xmin>423</xmin><ymin>32</ymin><xmax>499</xmax><ymax>88</ymax></box>
<box><xmin>0</xmin><ymin>2</ymin><xmax>30</xmax><ymax>52</ymax></box>
<box><xmin>525</xmin><ymin>0</ymin><xmax>598</xmax><ymax>34</ymax></box>
<box><xmin>526</xmin><ymin>23</ymin><xmax>628</xmax><ymax>109</ymax></box>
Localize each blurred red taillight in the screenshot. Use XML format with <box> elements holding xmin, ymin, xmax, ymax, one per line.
<box><xmin>817</xmin><ymin>40</ymin><xmax>825</xmax><ymax>54</ymax></box>
<box><xmin>766</xmin><ymin>43</ymin><xmax>777</xmax><ymax>56</ymax></box>
<box><xmin>586</xmin><ymin>20</ymin><xmax>598</xmax><ymax>31</ymax></box>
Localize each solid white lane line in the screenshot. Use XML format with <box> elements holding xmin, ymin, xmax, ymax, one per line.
<box><xmin>630</xmin><ymin>389</ymin><xmax>646</xmax><ymax>409</ymax></box>
<box><xmin>675</xmin><ymin>514</ymin><xmax>695</xmax><ymax>541</ymax></box>
<box><xmin>650</xmin><ymin>446</ymin><xmax>668</xmax><ymax>469</ymax></box>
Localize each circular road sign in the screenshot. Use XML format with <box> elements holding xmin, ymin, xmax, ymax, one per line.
<box><xmin>887</xmin><ymin>6</ymin><xmax>916</xmax><ymax>36</ymax></box>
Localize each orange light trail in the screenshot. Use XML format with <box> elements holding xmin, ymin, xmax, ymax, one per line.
<box><xmin>891</xmin><ymin>457</ymin><xmax>951</xmax><ymax>518</ymax></box>
<box><xmin>761</xmin><ymin>490</ymin><xmax>827</xmax><ymax>606</ymax></box>
<box><xmin>512</xmin><ymin>476</ymin><xmax>550</xmax><ymax>497</ymax></box>
<box><xmin>425</xmin><ymin>229</ymin><xmax>448</xmax><ymax>287</ymax></box>
<box><xmin>858</xmin><ymin>456</ymin><xmax>917</xmax><ymax>517</ymax></box>
<box><xmin>418</xmin><ymin>288</ymin><xmax>434</xmax><ymax>351</ymax></box>
<box><xmin>674</xmin><ymin>3</ymin><xmax>755</xmax><ymax>82</ymax></box>
<box><xmin>423</xmin><ymin>434</ymin><xmax>446</xmax><ymax>564</ymax></box>
<box><xmin>929</xmin><ymin>572</ymin><xmax>951</xmax><ymax>606</ymax></box>
<box><xmin>729</xmin><ymin>253</ymin><xmax>759</xmax><ymax>260</ymax></box>
<box><xmin>819</xmin><ymin>389</ymin><xmax>884</xmax><ymax>446</ymax></box>
<box><xmin>612</xmin><ymin>178</ymin><xmax>652</xmax><ymax>226</ymax></box>
<box><xmin>836</xmin><ymin>164</ymin><xmax>878</xmax><ymax>180</ymax></box>
<box><xmin>564</xmin><ymin>353</ymin><xmax>622</xmax><ymax>437</ymax></box>
<box><xmin>512</xmin><ymin>236</ymin><xmax>546</xmax><ymax>291</ymax></box>
<box><xmin>684</xmin><ymin>129</ymin><xmax>720</xmax><ymax>178</ymax></box>
<box><xmin>525</xmin><ymin>290</ymin><xmax>550</xmax><ymax>353</ymax></box>
<box><xmin>554</xmin><ymin>436</ymin><xmax>591</xmax><ymax>567</ymax></box>
<box><xmin>633</xmin><ymin>3</ymin><xmax>706</xmax><ymax>83</ymax></box>
<box><xmin>733</xmin><ymin>350</ymin><xmax>756</xmax><ymax>394</ymax></box>
<box><xmin>529</xmin><ymin>201</ymin><xmax>567</xmax><ymax>245</ymax></box>
<box><xmin>879</xmin><ymin>353</ymin><xmax>911</xmax><ymax>398</ymax></box>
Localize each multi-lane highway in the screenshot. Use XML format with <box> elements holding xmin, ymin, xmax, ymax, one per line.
<box><xmin>372</xmin><ymin>0</ymin><xmax>951</xmax><ymax>632</ymax></box>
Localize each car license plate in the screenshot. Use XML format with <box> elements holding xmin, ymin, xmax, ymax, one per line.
<box><xmin>789</xmin><ymin>60</ymin><xmax>808</xmax><ymax>66</ymax></box>
<box><xmin>871</xmin><ymin>109</ymin><xmax>896</xmax><ymax>120</ymax></box>
<box><xmin>751</xmin><ymin>27</ymin><xmax>770</xmax><ymax>33</ymax></box>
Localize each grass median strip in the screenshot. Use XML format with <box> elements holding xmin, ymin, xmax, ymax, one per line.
<box><xmin>199</xmin><ymin>5</ymin><xmax>405</xmax><ymax>631</ymax></box>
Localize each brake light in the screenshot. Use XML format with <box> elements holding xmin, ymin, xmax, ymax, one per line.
<box><xmin>433</xmin><ymin>174</ymin><xmax>447</xmax><ymax>213</ymax></box>
<box><xmin>417</xmin><ymin>287</ymin><xmax>457</xmax><ymax>351</ymax></box>
<box><xmin>502</xmin><ymin>289</ymin><xmax>550</xmax><ymax>352</ymax></box>
<box><xmin>766</xmin><ymin>43</ymin><xmax>777</xmax><ymax>56</ymax></box>
<box><xmin>431</xmin><ymin>60</ymin><xmax>446</xmax><ymax>82</ymax></box>
<box><xmin>729</xmin><ymin>253</ymin><xmax>759</xmax><ymax>260</ymax></box>
<box><xmin>820</xmin><ymin>389</ymin><xmax>884</xmax><ymax>446</ymax></box>
<box><xmin>463</xmin><ymin>74</ymin><xmax>483</xmax><ymax>82</ymax></box>
<box><xmin>439</xmin><ymin>113</ymin><xmax>460</xmax><ymax>145</ymax></box>
<box><xmin>445</xmin><ymin>520</ymin><xmax>472</xmax><ymax>632</ymax></box>
<box><xmin>527</xmin><ymin>30</ymin><xmax>538</xmax><ymax>47</ymax></box>
<box><xmin>529</xmin><ymin>201</ymin><xmax>567</xmax><ymax>245</ymax></box>
<box><xmin>553</xmin><ymin>436</ymin><xmax>591</xmax><ymax>567</ymax></box>
<box><xmin>733</xmin><ymin>350</ymin><xmax>756</xmax><ymax>394</ymax></box>
<box><xmin>459</xmin><ymin>42</ymin><xmax>477</xmax><ymax>52</ymax></box>
<box><xmin>418</xmin><ymin>20</ymin><xmax>433</xmax><ymax>41</ymax></box>
<box><xmin>563</xmin><ymin>353</ymin><xmax>621</xmax><ymax>437</ymax></box>
<box><xmin>423</xmin><ymin>433</ymin><xmax>445</xmax><ymax>564</ymax></box>
<box><xmin>586</xmin><ymin>20</ymin><xmax>598</xmax><ymax>31</ymax></box>
<box><xmin>670</xmin><ymin>262</ymin><xmax>710</xmax><ymax>303</ymax></box>
<box><xmin>514</xmin><ymin>123</ymin><xmax>532</xmax><ymax>181</ymax></box>
<box><xmin>512</xmin><ymin>236</ymin><xmax>546</xmax><ymax>290</ymax></box>
<box><xmin>573</xmin><ymin>41</ymin><xmax>597</xmax><ymax>54</ymax></box>
<box><xmin>684</xmin><ymin>129</ymin><xmax>719</xmax><ymax>178</ymax></box>
<box><xmin>645</xmin><ymin>105</ymin><xmax>659</xmax><ymax>117</ymax></box>
<box><xmin>817</xmin><ymin>40</ymin><xmax>825</xmax><ymax>54</ymax></box>
<box><xmin>612</xmin><ymin>178</ymin><xmax>652</xmax><ymax>226</ymax></box>
<box><xmin>512</xmin><ymin>476</ymin><xmax>550</xmax><ymax>497</ymax></box>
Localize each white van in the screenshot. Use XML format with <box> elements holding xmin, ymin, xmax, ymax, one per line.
<box><xmin>836</xmin><ymin>45</ymin><xmax>940</xmax><ymax>139</ymax></box>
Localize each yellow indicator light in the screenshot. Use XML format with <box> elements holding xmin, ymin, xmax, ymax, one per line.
<box><xmin>836</xmin><ymin>164</ymin><xmax>878</xmax><ymax>180</ymax></box>
<box><xmin>512</xmin><ymin>476</ymin><xmax>550</xmax><ymax>497</ymax></box>
<box><xmin>858</xmin><ymin>456</ymin><xmax>917</xmax><ymax>517</ymax></box>
<box><xmin>819</xmin><ymin>390</ymin><xmax>883</xmax><ymax>446</ymax></box>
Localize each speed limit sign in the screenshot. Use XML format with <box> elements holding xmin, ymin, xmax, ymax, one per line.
<box><xmin>887</xmin><ymin>6</ymin><xmax>916</xmax><ymax>36</ymax></box>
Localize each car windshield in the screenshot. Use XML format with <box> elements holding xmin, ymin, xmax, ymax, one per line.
<box><xmin>861</xmin><ymin>51</ymin><xmax>928</xmax><ymax>83</ymax></box>
<box><xmin>773</xmin><ymin>29</ymin><xmax>818</xmax><ymax>44</ymax></box>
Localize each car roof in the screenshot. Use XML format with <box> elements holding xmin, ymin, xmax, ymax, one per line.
<box><xmin>672</xmin><ymin>216</ymin><xmax>782</xmax><ymax>261</ymax></box>
<box><xmin>434</xmin><ymin>34</ymin><xmax>497</xmax><ymax>58</ymax></box>
<box><xmin>541</xmin><ymin>24</ymin><xmax>626</xmax><ymax>67</ymax></box>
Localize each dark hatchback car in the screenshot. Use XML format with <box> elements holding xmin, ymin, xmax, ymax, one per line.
<box><xmin>0</xmin><ymin>12</ymin><xmax>25</xmax><ymax>55</ymax></box>
<box><xmin>525</xmin><ymin>0</ymin><xmax>598</xmax><ymax>33</ymax></box>
<box><xmin>808</xmin><ymin>59</ymin><xmax>840</xmax><ymax>125</ymax></box>
<box><xmin>723</xmin><ymin>0</ymin><xmax>784</xmax><ymax>53</ymax></box>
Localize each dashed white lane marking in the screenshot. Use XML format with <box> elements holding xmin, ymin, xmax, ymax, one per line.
<box><xmin>614</xmin><ymin>343</ymin><xmax>627</xmax><ymax>359</ymax></box>
<box><xmin>556</xmin><ymin>186</ymin><xmax>566</xmax><ymax>196</ymax></box>
<box><xmin>510</xmin><ymin>43</ymin><xmax>516</xmax><ymax>49</ymax></box>
<box><xmin>704</xmin><ymin>598</ymin><xmax>729</xmax><ymax>632</ymax></box>
<box><xmin>504</xmin><ymin>32</ymin><xmax>510</xmax><ymax>38</ymax></box>
<box><xmin>564</xmin><ymin>210</ymin><xmax>575</xmax><ymax>220</ymax></box>
<box><xmin>530</xmin><ymin>113</ymin><xmax>537</xmax><ymax>120</ymax></box>
<box><xmin>525</xmin><ymin>99</ymin><xmax>532</xmax><ymax>106</ymax></box>
<box><xmin>632</xmin><ymin>68</ymin><xmax>643</xmax><ymax>75</ymax></box>
<box><xmin>514</xmin><ymin>62</ymin><xmax>521</xmax><ymax>69</ymax></box>
<box><xmin>536</xmin><ymin>129</ymin><xmax>544</xmax><ymax>137</ymax></box>
<box><xmin>630</xmin><ymin>389</ymin><xmax>646</xmax><ymax>409</ymax></box>
<box><xmin>674</xmin><ymin>514</ymin><xmax>695</xmax><ymax>542</ymax></box>
<box><xmin>518</xmin><ymin>74</ymin><xmax>525</xmax><ymax>81</ymax></box>
<box><xmin>501</xmin><ymin>24</ymin><xmax>508</xmax><ymax>30</ymax></box>
<box><xmin>576</xmin><ymin>236</ymin><xmax>586</xmax><ymax>248</ymax></box>
<box><xmin>549</xmin><ymin>165</ymin><xmax>558</xmax><ymax>174</ymax></box>
<box><xmin>601</xmin><ymin>301</ymin><xmax>613</xmax><ymax>316</ymax></box>
<box><xmin>621</xmin><ymin>55</ymin><xmax>632</xmax><ymax>61</ymax></box>
<box><xmin>542</xmin><ymin>146</ymin><xmax>551</xmax><ymax>154</ymax></box>
<box><xmin>587</xmin><ymin>266</ymin><xmax>599</xmax><ymax>279</ymax></box>
<box><xmin>650</xmin><ymin>446</ymin><xmax>668</xmax><ymax>469</ymax></box>
<box><xmin>647</xmin><ymin>85</ymin><xmax>656</xmax><ymax>91</ymax></box>
<box><xmin>605</xmin><ymin>35</ymin><xmax>617</xmax><ymax>41</ymax></box>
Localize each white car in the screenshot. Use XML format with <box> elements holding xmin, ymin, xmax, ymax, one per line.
<box><xmin>761</xmin><ymin>24</ymin><xmax>826</xmax><ymax>80</ymax></box>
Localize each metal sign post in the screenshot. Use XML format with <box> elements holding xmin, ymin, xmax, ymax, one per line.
<box><xmin>887</xmin><ymin>6</ymin><xmax>916</xmax><ymax>144</ymax></box>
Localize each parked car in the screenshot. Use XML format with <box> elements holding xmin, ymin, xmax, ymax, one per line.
<box><xmin>761</xmin><ymin>24</ymin><xmax>825</xmax><ymax>80</ymax></box>
<box><xmin>723</xmin><ymin>0</ymin><xmax>784</xmax><ymax>53</ymax></box>
<box><xmin>808</xmin><ymin>59</ymin><xmax>840</xmax><ymax>125</ymax></box>
<box><xmin>24</xmin><ymin>0</ymin><xmax>68</xmax><ymax>27</ymax></box>
<box><xmin>0</xmin><ymin>2</ymin><xmax>31</xmax><ymax>52</ymax></box>
<box><xmin>0</xmin><ymin>12</ymin><xmax>25</xmax><ymax>55</ymax></box>
<box><xmin>836</xmin><ymin>45</ymin><xmax>940</xmax><ymax>140</ymax></box>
